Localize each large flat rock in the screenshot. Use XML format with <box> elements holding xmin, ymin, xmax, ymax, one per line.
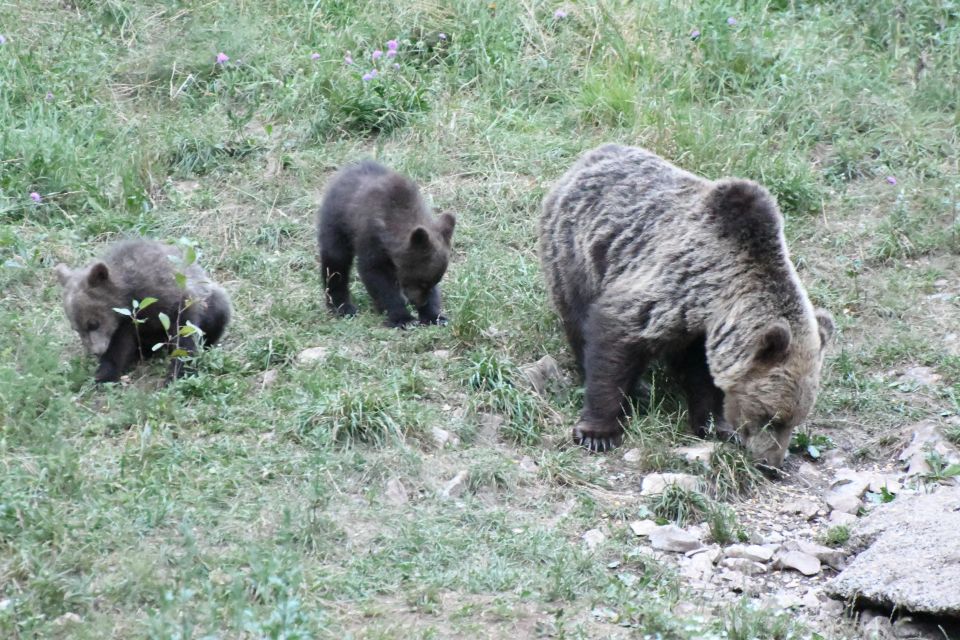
<box><xmin>826</xmin><ymin>487</ymin><xmax>960</xmax><ymax>617</ymax></box>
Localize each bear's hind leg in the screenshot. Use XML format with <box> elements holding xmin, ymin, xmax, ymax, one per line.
<box><xmin>668</xmin><ymin>337</ymin><xmax>737</xmax><ymax>443</ymax></box>
<box><xmin>321</xmin><ymin>236</ymin><xmax>357</xmax><ymax>317</ymax></box>
<box><xmin>357</xmin><ymin>256</ymin><xmax>415</xmax><ymax>328</ymax></box>
<box><xmin>575</xmin><ymin>310</ymin><xmax>647</xmax><ymax>452</ymax></box>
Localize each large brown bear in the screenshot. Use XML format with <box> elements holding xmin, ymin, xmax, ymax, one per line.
<box><xmin>317</xmin><ymin>160</ymin><xmax>456</xmax><ymax>328</ymax></box>
<box><xmin>539</xmin><ymin>144</ymin><xmax>833</xmax><ymax>467</ymax></box>
<box><xmin>55</xmin><ymin>239</ymin><xmax>231</xmax><ymax>384</ymax></box>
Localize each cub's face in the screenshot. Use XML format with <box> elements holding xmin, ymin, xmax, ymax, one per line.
<box><xmin>395</xmin><ymin>213</ymin><xmax>455</xmax><ymax>307</ymax></box>
<box><xmin>723</xmin><ymin>311</ymin><xmax>834</xmax><ymax>468</ymax></box>
<box><xmin>55</xmin><ymin>262</ymin><xmax>120</xmax><ymax>357</ymax></box>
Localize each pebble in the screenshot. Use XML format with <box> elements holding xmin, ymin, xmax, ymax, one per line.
<box><xmin>582</xmin><ymin>528</ymin><xmax>606</xmax><ymax>551</ymax></box>
<box><xmin>774</xmin><ymin>550</ymin><xmax>821</xmax><ymax>576</ymax></box>
<box><xmin>441</xmin><ymin>470</ymin><xmax>469</xmax><ymax>499</ymax></box>
<box><xmin>296</xmin><ymin>346</ymin><xmax>328</xmax><ymax>364</ymax></box>
<box><xmin>385</xmin><ymin>478</ymin><xmax>409</xmax><ymax>505</ymax></box>
<box><xmin>640</xmin><ymin>472</ymin><xmax>702</xmax><ymax>495</ymax></box>
<box><xmin>649</xmin><ymin>524</ymin><xmax>703</xmax><ymax>553</ymax></box>
<box><xmin>629</xmin><ymin>519</ymin><xmax>658</xmax><ymax>537</ymax></box>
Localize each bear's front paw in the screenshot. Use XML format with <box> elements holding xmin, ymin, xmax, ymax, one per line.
<box><xmin>334</xmin><ymin>303</ymin><xmax>358</xmax><ymax>317</ymax></box>
<box><xmin>572</xmin><ymin>420</ymin><xmax>623</xmax><ymax>453</ymax></box>
<box><xmin>419</xmin><ymin>313</ymin><xmax>448</xmax><ymax>326</ymax></box>
<box><xmin>94</xmin><ymin>362</ymin><xmax>120</xmax><ymax>383</ymax></box>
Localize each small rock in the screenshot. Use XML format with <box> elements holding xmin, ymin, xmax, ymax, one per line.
<box><xmin>774</xmin><ymin>550</ymin><xmax>821</xmax><ymax>576</ymax></box>
<box><xmin>674</xmin><ymin>443</ymin><xmax>716</xmax><ymax>465</ymax></box>
<box><xmin>640</xmin><ymin>472</ymin><xmax>702</xmax><ymax>496</ymax></box>
<box><xmin>899</xmin><ymin>421</ymin><xmax>960</xmax><ymax>477</ymax></box>
<box><xmin>868</xmin><ymin>474</ymin><xmax>902</xmax><ymax>494</ymax></box>
<box><xmin>724</xmin><ymin>544</ymin><xmax>775</xmax><ymax>563</ymax></box>
<box><xmin>441</xmin><ymin>470</ymin><xmax>469</xmax><ymax>499</ymax></box>
<box><xmin>681</xmin><ymin>551</ymin><xmax>716</xmax><ymax>581</ymax></box>
<box><xmin>258</xmin><ymin>368</ymin><xmax>279</xmax><ymax>388</ymax></box>
<box><xmin>629</xmin><ymin>519</ymin><xmax>658</xmax><ymax>537</ymax></box>
<box><xmin>831</xmin><ymin>469</ymin><xmax>871</xmax><ymax>498</ymax></box>
<box><xmin>649</xmin><ymin>525</ymin><xmax>703</xmax><ymax>553</ymax></box>
<box><xmin>53</xmin><ymin>612</ymin><xmax>83</xmax><ymax>626</ymax></box>
<box><xmin>297</xmin><ymin>346</ymin><xmax>328</xmax><ymax>364</ymax></box>
<box><xmin>622</xmin><ymin>448</ymin><xmax>642</xmax><ymax>463</ymax></box>
<box><xmin>792</xmin><ymin>540</ymin><xmax>846</xmax><ymax>569</ymax></box>
<box><xmin>432</xmin><ymin>349</ymin><xmax>451</xmax><ymax>359</ymax></box>
<box><xmin>718</xmin><ymin>569</ymin><xmax>751</xmax><ymax>593</ymax></box>
<box><xmin>385</xmin><ymin>478</ymin><xmax>409</xmax><ymax>505</ymax></box>
<box><xmin>801</xmin><ymin>588</ymin><xmax>823</xmax><ymax>608</ymax></box>
<box><xmin>689</xmin><ymin>544</ymin><xmax>722</xmax><ymax>563</ymax></box>
<box><xmin>430</xmin><ymin>426</ymin><xmax>459</xmax><ymax>448</ymax></box>
<box><xmin>763</xmin><ymin>531</ymin><xmax>785</xmax><ymax>544</ymax></box>
<box><xmin>518</xmin><ymin>456</ymin><xmax>537</xmax><ymax>474</ymax></box>
<box><xmin>782</xmin><ymin>498</ymin><xmax>821</xmax><ymax>520</ymax></box>
<box><xmin>477</xmin><ymin>413</ymin><xmax>504</xmax><ymax>441</ymax></box>
<box><xmin>860</xmin><ymin>614</ymin><xmax>896</xmax><ymax>640</ymax></box>
<box><xmin>582</xmin><ymin>528</ymin><xmax>606</xmax><ymax>551</ymax></box>
<box><xmin>898</xmin><ymin>365</ymin><xmax>942</xmax><ymax>387</ymax></box>
<box><xmin>720</xmin><ymin>557</ymin><xmax>767</xmax><ymax>575</ymax></box>
<box><xmin>821</xmin><ymin>599</ymin><xmax>845</xmax><ymax>617</ymax></box>
<box><xmin>519</xmin><ymin>355</ymin><xmax>565</xmax><ymax>397</ymax></box>
<box><xmin>826</xmin><ymin>492</ymin><xmax>861</xmax><ymax>515</ymax></box>
<box><xmin>829</xmin><ymin>511</ymin><xmax>858</xmax><ymax>526</ymax></box>
<box><xmin>209</xmin><ymin>568</ymin><xmax>233</xmax><ymax>585</ymax></box>
<box><xmin>767</xmin><ymin>590</ymin><xmax>802</xmax><ymax>610</ymax></box>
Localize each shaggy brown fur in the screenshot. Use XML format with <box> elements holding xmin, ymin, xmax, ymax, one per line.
<box><xmin>55</xmin><ymin>239</ymin><xmax>231</xmax><ymax>383</ymax></box>
<box><xmin>539</xmin><ymin>144</ymin><xmax>833</xmax><ymax>467</ymax></box>
<box><xmin>317</xmin><ymin>160</ymin><xmax>455</xmax><ymax>328</ymax></box>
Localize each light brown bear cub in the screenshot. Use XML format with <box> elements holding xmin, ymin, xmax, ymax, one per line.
<box><xmin>318</xmin><ymin>160</ymin><xmax>455</xmax><ymax>328</ymax></box>
<box><xmin>55</xmin><ymin>239</ymin><xmax>231</xmax><ymax>384</ymax></box>
<box><xmin>539</xmin><ymin>144</ymin><xmax>833</xmax><ymax>467</ymax></box>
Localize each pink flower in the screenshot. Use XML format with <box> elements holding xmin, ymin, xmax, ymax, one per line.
<box><xmin>372</xmin><ymin>49</ymin><xmax>383</xmax><ymax>60</ymax></box>
<box><xmin>886</xmin><ymin>176</ymin><xmax>897</xmax><ymax>185</ymax></box>
<box><xmin>387</xmin><ymin>39</ymin><xmax>399</xmax><ymax>50</ymax></box>
<box><xmin>45</xmin><ymin>92</ymin><xmax>54</xmax><ymax>101</ymax></box>
<box><xmin>215</xmin><ymin>52</ymin><xmax>229</xmax><ymax>64</ymax></box>
<box><xmin>438</xmin><ymin>33</ymin><xmax>447</xmax><ymax>40</ymax></box>
<box><xmin>362</xmin><ymin>69</ymin><xmax>378</xmax><ymax>81</ymax></box>
<box><xmin>727</xmin><ymin>17</ymin><xmax>737</xmax><ymax>26</ymax></box>
<box><xmin>554</xmin><ymin>9</ymin><xmax>567</xmax><ymax>19</ymax></box>
<box><xmin>386</xmin><ymin>49</ymin><xmax>397</xmax><ymax>58</ymax></box>
<box><xmin>690</xmin><ymin>28</ymin><xmax>701</xmax><ymax>39</ymax></box>
<box><xmin>29</xmin><ymin>192</ymin><xmax>41</xmax><ymax>203</ymax></box>
<box><xmin>344</xmin><ymin>54</ymin><xmax>353</xmax><ymax>65</ymax></box>
<box><xmin>311</xmin><ymin>52</ymin><xmax>321</xmax><ymax>60</ymax></box>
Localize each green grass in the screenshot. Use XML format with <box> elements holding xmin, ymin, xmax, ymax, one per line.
<box><xmin>2</xmin><ymin>0</ymin><xmax>960</xmax><ymax>637</ymax></box>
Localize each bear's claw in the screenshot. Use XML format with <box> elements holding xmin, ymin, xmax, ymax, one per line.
<box><xmin>573</xmin><ymin>422</ymin><xmax>623</xmax><ymax>453</ymax></box>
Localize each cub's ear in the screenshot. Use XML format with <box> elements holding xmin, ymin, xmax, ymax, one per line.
<box><xmin>814</xmin><ymin>308</ymin><xmax>834</xmax><ymax>350</ymax></box>
<box><xmin>54</xmin><ymin>263</ymin><xmax>73</xmax><ymax>286</ymax></box>
<box><xmin>87</xmin><ymin>262</ymin><xmax>111</xmax><ymax>287</ymax></box>
<box><xmin>410</xmin><ymin>226</ymin><xmax>431</xmax><ymax>249</ymax></box>
<box><xmin>437</xmin><ymin>213</ymin><xmax>456</xmax><ymax>244</ymax></box>
<box><xmin>755</xmin><ymin>319</ymin><xmax>792</xmax><ymax>365</ymax></box>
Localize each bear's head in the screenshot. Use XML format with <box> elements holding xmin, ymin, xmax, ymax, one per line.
<box><xmin>55</xmin><ymin>261</ymin><xmax>122</xmax><ymax>357</ymax></box>
<box><xmin>392</xmin><ymin>213</ymin><xmax>456</xmax><ymax>307</ymax></box>
<box><xmin>721</xmin><ymin>309</ymin><xmax>834</xmax><ymax>468</ymax></box>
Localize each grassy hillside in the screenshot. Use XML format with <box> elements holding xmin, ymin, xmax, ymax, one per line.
<box><xmin>1</xmin><ymin>1</ymin><xmax>958</xmax><ymax>637</ymax></box>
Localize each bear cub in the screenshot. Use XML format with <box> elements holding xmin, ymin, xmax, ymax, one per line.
<box><xmin>55</xmin><ymin>239</ymin><xmax>231</xmax><ymax>384</ymax></box>
<box><xmin>318</xmin><ymin>160</ymin><xmax>455</xmax><ymax>328</ymax></box>
<box><xmin>539</xmin><ymin>144</ymin><xmax>833</xmax><ymax>467</ymax></box>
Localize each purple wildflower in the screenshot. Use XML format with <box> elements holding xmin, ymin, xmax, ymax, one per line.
<box><xmin>690</xmin><ymin>28</ymin><xmax>701</xmax><ymax>39</ymax></box>
<box><xmin>727</xmin><ymin>17</ymin><xmax>737</xmax><ymax>26</ymax></box>
<box><xmin>362</xmin><ymin>69</ymin><xmax>378</xmax><ymax>81</ymax></box>
<box><xmin>372</xmin><ymin>49</ymin><xmax>383</xmax><ymax>60</ymax></box>
<box><xmin>0</xmin><ymin>35</ymin><xmax>6</xmax><ymax>45</ymax></box>
<box><xmin>386</xmin><ymin>49</ymin><xmax>397</xmax><ymax>58</ymax></box>
<box><xmin>311</xmin><ymin>52</ymin><xmax>321</xmax><ymax>60</ymax></box>
<box><xmin>438</xmin><ymin>33</ymin><xmax>447</xmax><ymax>40</ymax></box>
<box><xmin>344</xmin><ymin>54</ymin><xmax>354</xmax><ymax>65</ymax></box>
<box><xmin>387</xmin><ymin>39</ymin><xmax>399</xmax><ymax>51</ymax></box>
<box><xmin>215</xmin><ymin>52</ymin><xmax>229</xmax><ymax>64</ymax></box>
<box><xmin>886</xmin><ymin>176</ymin><xmax>897</xmax><ymax>185</ymax></box>
<box><xmin>29</xmin><ymin>192</ymin><xmax>41</xmax><ymax>203</ymax></box>
<box><xmin>393</xmin><ymin>63</ymin><xmax>400</xmax><ymax>70</ymax></box>
<box><xmin>45</xmin><ymin>92</ymin><xmax>54</xmax><ymax>101</ymax></box>
<box><xmin>554</xmin><ymin>9</ymin><xmax>567</xmax><ymax>19</ymax></box>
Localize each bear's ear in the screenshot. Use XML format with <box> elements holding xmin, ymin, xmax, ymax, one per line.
<box><xmin>54</xmin><ymin>263</ymin><xmax>73</xmax><ymax>286</ymax></box>
<box><xmin>814</xmin><ymin>308</ymin><xmax>834</xmax><ymax>350</ymax></box>
<box><xmin>437</xmin><ymin>213</ymin><xmax>456</xmax><ymax>244</ymax></box>
<box><xmin>409</xmin><ymin>226</ymin><xmax>431</xmax><ymax>250</ymax></box>
<box><xmin>755</xmin><ymin>319</ymin><xmax>792</xmax><ymax>365</ymax></box>
<box><xmin>87</xmin><ymin>262</ymin><xmax>111</xmax><ymax>287</ymax></box>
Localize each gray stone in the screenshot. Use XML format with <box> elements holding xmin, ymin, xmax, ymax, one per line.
<box><xmin>899</xmin><ymin>421</ymin><xmax>960</xmax><ymax>477</ymax></box>
<box><xmin>829</xmin><ymin>511</ymin><xmax>858</xmax><ymax>526</ymax></box>
<box><xmin>898</xmin><ymin>366</ymin><xmax>942</xmax><ymax>387</ymax></box>
<box><xmin>518</xmin><ymin>456</ymin><xmax>537</xmax><ymax>474</ymax></box>
<box><xmin>258</xmin><ymin>368</ymin><xmax>279</xmax><ymax>388</ymax></box>
<box><xmin>296</xmin><ymin>346</ymin><xmax>328</xmax><ymax>364</ymax></box>
<box><xmin>774</xmin><ymin>550</ymin><xmax>821</xmax><ymax>576</ymax></box>
<box><xmin>720</xmin><ymin>557</ymin><xmax>767</xmax><ymax>575</ymax></box>
<box><xmin>430</xmin><ymin>426</ymin><xmax>459</xmax><ymax>448</ymax></box>
<box><xmin>640</xmin><ymin>472</ymin><xmax>702</xmax><ymax>495</ymax></box>
<box><xmin>826</xmin><ymin>492</ymin><xmax>861</xmax><ymax>515</ymax></box>
<box><xmin>385</xmin><ymin>478</ymin><xmax>409</xmax><ymax>505</ymax></box>
<box><xmin>649</xmin><ymin>525</ymin><xmax>703</xmax><ymax>553</ymax></box>
<box><xmin>791</xmin><ymin>540</ymin><xmax>846</xmax><ymax>570</ymax></box>
<box><xmin>831</xmin><ymin>469</ymin><xmax>871</xmax><ymax>498</ymax></box>
<box><xmin>781</xmin><ymin>498</ymin><xmax>821</xmax><ymax>520</ymax></box>
<box><xmin>441</xmin><ymin>470</ymin><xmax>469</xmax><ymax>499</ymax></box>
<box><xmin>622</xmin><ymin>448</ymin><xmax>642</xmax><ymax>463</ymax></box>
<box><xmin>826</xmin><ymin>486</ymin><xmax>960</xmax><ymax>617</ymax></box>
<box><xmin>628</xmin><ymin>519</ymin><xmax>658</xmax><ymax>537</ymax></box>
<box><xmin>681</xmin><ymin>550</ymin><xmax>716</xmax><ymax>581</ymax></box>
<box><xmin>674</xmin><ymin>443</ymin><xmax>716</xmax><ymax>465</ymax></box>
<box><xmin>860</xmin><ymin>613</ymin><xmax>896</xmax><ymax>640</ymax></box>
<box><xmin>582</xmin><ymin>528</ymin><xmax>606</xmax><ymax>551</ymax></box>
<box><xmin>519</xmin><ymin>355</ymin><xmax>565</xmax><ymax>397</ymax></box>
<box><xmin>723</xmin><ymin>544</ymin><xmax>775</xmax><ymax>563</ymax></box>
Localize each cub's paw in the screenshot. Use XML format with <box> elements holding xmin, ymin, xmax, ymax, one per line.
<box><xmin>419</xmin><ymin>314</ymin><xmax>448</xmax><ymax>326</ymax></box>
<box><xmin>572</xmin><ymin>420</ymin><xmax>624</xmax><ymax>453</ymax></box>
<box><xmin>94</xmin><ymin>364</ymin><xmax>120</xmax><ymax>384</ymax></box>
<box><xmin>384</xmin><ymin>314</ymin><xmax>417</xmax><ymax>329</ymax></box>
<box><xmin>334</xmin><ymin>303</ymin><xmax>358</xmax><ymax>317</ymax></box>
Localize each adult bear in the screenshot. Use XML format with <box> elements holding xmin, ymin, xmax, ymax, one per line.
<box><xmin>539</xmin><ymin>144</ymin><xmax>833</xmax><ymax>467</ymax></box>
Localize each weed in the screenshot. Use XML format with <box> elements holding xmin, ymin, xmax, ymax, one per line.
<box><xmin>709</xmin><ymin>444</ymin><xmax>767</xmax><ymax>500</ymax></box>
<box><xmin>719</xmin><ymin>599</ymin><xmax>805</xmax><ymax>640</ymax></box>
<box><xmin>465</xmin><ymin>351</ymin><xmax>552</xmax><ymax>445</ymax></box>
<box><xmin>647</xmin><ymin>484</ymin><xmax>709</xmax><ymax>527</ymax></box>
<box><xmin>789</xmin><ymin>429</ymin><xmax>835</xmax><ymax>461</ymax></box>
<box><xmin>821</xmin><ymin>525</ymin><xmax>851</xmax><ymax>548</ymax></box>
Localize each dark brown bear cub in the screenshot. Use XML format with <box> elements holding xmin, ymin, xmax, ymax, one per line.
<box><xmin>539</xmin><ymin>144</ymin><xmax>833</xmax><ymax>467</ymax></box>
<box><xmin>317</xmin><ymin>160</ymin><xmax>455</xmax><ymax>328</ymax></box>
<box><xmin>55</xmin><ymin>239</ymin><xmax>231</xmax><ymax>383</ymax></box>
